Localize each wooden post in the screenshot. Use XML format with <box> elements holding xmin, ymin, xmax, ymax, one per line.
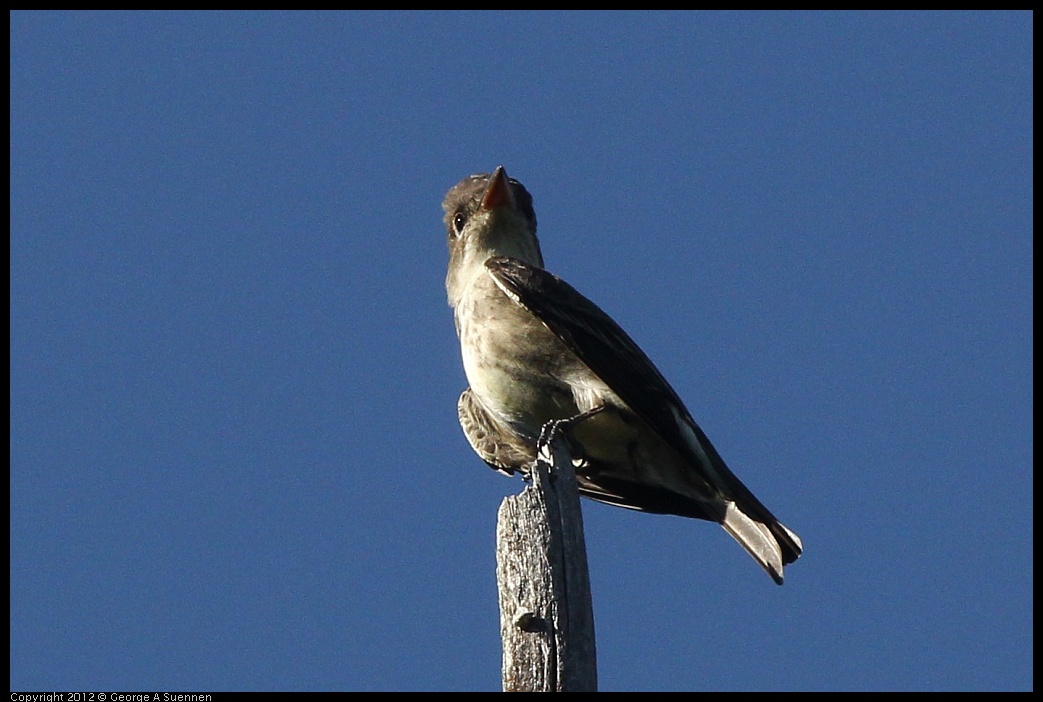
<box><xmin>495</xmin><ymin>421</ymin><xmax>598</xmax><ymax>692</ymax></box>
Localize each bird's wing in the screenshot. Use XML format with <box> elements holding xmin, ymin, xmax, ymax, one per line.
<box><xmin>485</xmin><ymin>256</ymin><xmax>710</xmax><ymax>474</ymax></box>
<box><xmin>457</xmin><ymin>387</ymin><xmax>534</xmax><ymax>476</ymax></box>
<box><xmin>485</xmin><ymin>256</ymin><xmax>802</xmax><ymax>571</ymax></box>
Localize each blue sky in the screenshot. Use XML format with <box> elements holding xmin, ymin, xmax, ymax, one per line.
<box><xmin>10</xmin><ymin>11</ymin><xmax>1032</xmax><ymax>692</ymax></box>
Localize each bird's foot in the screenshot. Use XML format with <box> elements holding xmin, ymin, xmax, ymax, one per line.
<box><xmin>535</xmin><ymin>406</ymin><xmax>606</xmax><ymax>478</ymax></box>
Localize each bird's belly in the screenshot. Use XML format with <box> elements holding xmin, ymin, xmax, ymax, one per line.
<box><xmin>456</xmin><ymin>284</ymin><xmax>582</xmax><ymax>437</ymax></box>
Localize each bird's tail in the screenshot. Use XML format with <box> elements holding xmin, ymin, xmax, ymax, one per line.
<box><xmin>721</xmin><ymin>502</ymin><xmax>803</xmax><ymax>585</ymax></box>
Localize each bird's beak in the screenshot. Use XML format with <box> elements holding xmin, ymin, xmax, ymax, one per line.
<box><xmin>481</xmin><ymin>166</ymin><xmax>516</xmax><ymax>211</ymax></box>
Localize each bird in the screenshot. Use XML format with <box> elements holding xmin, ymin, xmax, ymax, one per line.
<box><xmin>444</xmin><ymin>166</ymin><xmax>802</xmax><ymax>584</ymax></box>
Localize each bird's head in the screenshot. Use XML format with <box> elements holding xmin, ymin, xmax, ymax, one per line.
<box><xmin>444</xmin><ymin>166</ymin><xmax>544</xmax><ymax>307</ymax></box>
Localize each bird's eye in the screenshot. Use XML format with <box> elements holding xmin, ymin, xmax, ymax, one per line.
<box><xmin>452</xmin><ymin>212</ymin><xmax>468</xmax><ymax>236</ymax></box>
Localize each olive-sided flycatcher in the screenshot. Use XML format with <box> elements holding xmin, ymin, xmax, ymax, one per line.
<box><xmin>444</xmin><ymin>166</ymin><xmax>802</xmax><ymax>584</ymax></box>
